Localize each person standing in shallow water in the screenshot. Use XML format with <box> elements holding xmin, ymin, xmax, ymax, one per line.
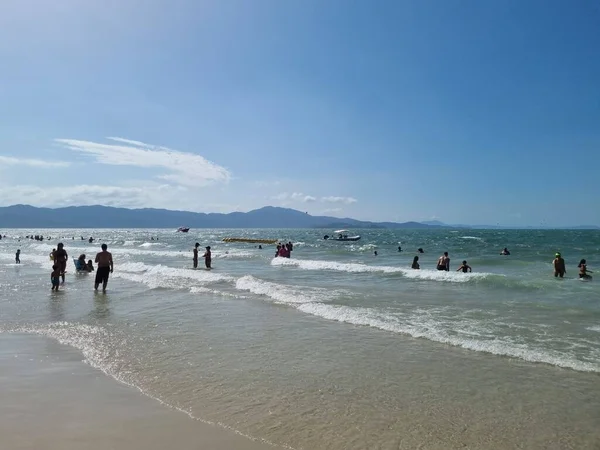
<box><xmin>15</xmin><ymin>249</ymin><xmax>20</xmax><ymax>264</ymax></box>
<box><xmin>54</xmin><ymin>243</ymin><xmax>68</xmax><ymax>284</ymax></box>
<box><xmin>553</xmin><ymin>253</ymin><xmax>566</xmax><ymax>278</ymax></box>
<box><xmin>193</xmin><ymin>243</ymin><xmax>200</xmax><ymax>269</ymax></box>
<box><xmin>94</xmin><ymin>244</ymin><xmax>113</xmax><ymax>292</ymax></box>
<box><xmin>203</xmin><ymin>246</ymin><xmax>212</xmax><ymax>269</ymax></box>
<box><xmin>437</xmin><ymin>252</ymin><xmax>450</xmax><ymax>271</ymax></box>
<box><xmin>411</xmin><ymin>256</ymin><xmax>420</xmax><ymax>269</ymax></box>
<box><xmin>578</xmin><ymin>259</ymin><xmax>592</xmax><ymax>280</ymax></box>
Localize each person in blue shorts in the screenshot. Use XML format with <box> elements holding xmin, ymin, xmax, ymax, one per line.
<box><xmin>51</xmin><ymin>265</ymin><xmax>61</xmax><ymax>291</ymax></box>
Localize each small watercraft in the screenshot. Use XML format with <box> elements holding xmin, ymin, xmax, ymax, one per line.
<box><xmin>323</xmin><ymin>230</ymin><xmax>361</xmax><ymax>242</ymax></box>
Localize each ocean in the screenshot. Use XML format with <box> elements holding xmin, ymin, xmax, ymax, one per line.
<box><xmin>1</xmin><ymin>228</ymin><xmax>599</xmax><ymax>449</ymax></box>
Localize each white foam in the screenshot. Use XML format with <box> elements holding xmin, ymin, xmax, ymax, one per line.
<box><xmin>139</xmin><ymin>242</ymin><xmax>160</xmax><ymax>248</ymax></box>
<box><xmin>0</xmin><ymin>324</ymin><xmax>290</xmax><ymax>449</ymax></box>
<box><xmin>587</xmin><ymin>326</ymin><xmax>600</xmax><ymax>333</ymax></box>
<box><xmin>271</xmin><ymin>258</ymin><xmax>498</xmax><ymax>282</ymax></box>
<box><xmin>295</xmin><ymin>303</ymin><xmax>600</xmax><ymax>373</ymax></box>
<box><xmin>116</xmin><ymin>262</ymin><xmax>233</xmax><ymax>290</ymax></box>
<box><xmin>235</xmin><ymin>275</ymin><xmax>332</xmax><ymax>305</ymax></box>
<box><xmin>460</xmin><ymin>236</ymin><xmax>485</xmax><ymax>241</ymax></box>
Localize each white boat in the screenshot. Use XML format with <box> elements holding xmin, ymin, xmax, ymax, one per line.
<box><xmin>323</xmin><ymin>229</ymin><xmax>361</xmax><ymax>242</ymax></box>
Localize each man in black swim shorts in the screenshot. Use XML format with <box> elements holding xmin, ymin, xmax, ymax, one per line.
<box><xmin>94</xmin><ymin>244</ymin><xmax>113</xmax><ymax>292</ymax></box>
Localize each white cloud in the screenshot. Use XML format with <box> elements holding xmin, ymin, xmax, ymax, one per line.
<box><xmin>0</xmin><ymin>155</ymin><xmax>70</xmax><ymax>168</ymax></box>
<box><xmin>321</xmin><ymin>196</ymin><xmax>357</xmax><ymax>205</ymax></box>
<box><xmin>55</xmin><ymin>137</ymin><xmax>231</xmax><ymax>187</ymax></box>
<box><xmin>273</xmin><ymin>192</ymin><xmax>317</xmax><ymax>203</ymax></box>
<box><xmin>291</xmin><ymin>192</ymin><xmax>316</xmax><ymax>202</ymax></box>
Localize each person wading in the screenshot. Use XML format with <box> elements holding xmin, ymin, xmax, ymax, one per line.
<box><xmin>94</xmin><ymin>244</ymin><xmax>113</xmax><ymax>292</ymax></box>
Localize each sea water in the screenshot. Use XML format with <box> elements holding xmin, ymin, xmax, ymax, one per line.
<box><xmin>1</xmin><ymin>228</ymin><xmax>599</xmax><ymax>449</ymax></box>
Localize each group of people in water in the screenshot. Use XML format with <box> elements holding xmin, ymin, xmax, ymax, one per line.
<box><xmin>193</xmin><ymin>243</ymin><xmax>212</xmax><ymax>269</ymax></box>
<box><xmin>48</xmin><ymin>242</ymin><xmax>114</xmax><ymax>292</ymax></box>
<box><xmin>275</xmin><ymin>242</ymin><xmax>294</xmax><ymax>258</ymax></box>
<box><xmin>552</xmin><ymin>252</ymin><xmax>593</xmax><ymax>280</ymax></box>
<box><xmin>404</xmin><ymin>247</ymin><xmax>592</xmax><ymax>279</ymax></box>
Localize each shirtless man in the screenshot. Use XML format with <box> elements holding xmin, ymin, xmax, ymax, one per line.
<box><xmin>54</xmin><ymin>243</ymin><xmax>68</xmax><ymax>283</ymax></box>
<box><xmin>193</xmin><ymin>242</ymin><xmax>200</xmax><ymax>269</ymax></box>
<box><xmin>94</xmin><ymin>244</ymin><xmax>113</xmax><ymax>292</ymax></box>
<box><xmin>437</xmin><ymin>252</ymin><xmax>450</xmax><ymax>271</ymax></box>
<box><xmin>553</xmin><ymin>253</ymin><xmax>566</xmax><ymax>278</ymax></box>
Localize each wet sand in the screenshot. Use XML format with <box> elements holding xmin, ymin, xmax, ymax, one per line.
<box><xmin>0</xmin><ymin>334</ymin><xmax>277</xmax><ymax>450</ymax></box>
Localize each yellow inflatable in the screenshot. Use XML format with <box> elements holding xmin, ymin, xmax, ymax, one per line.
<box><xmin>222</xmin><ymin>238</ymin><xmax>278</xmax><ymax>244</ymax></box>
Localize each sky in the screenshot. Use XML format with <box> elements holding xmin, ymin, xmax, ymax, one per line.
<box><xmin>0</xmin><ymin>0</ymin><xmax>599</xmax><ymax>226</ymax></box>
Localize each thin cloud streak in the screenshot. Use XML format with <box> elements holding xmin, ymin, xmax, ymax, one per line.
<box><xmin>321</xmin><ymin>196</ymin><xmax>357</xmax><ymax>204</ymax></box>
<box><xmin>0</xmin><ymin>156</ymin><xmax>70</xmax><ymax>168</ymax></box>
<box><xmin>55</xmin><ymin>137</ymin><xmax>231</xmax><ymax>187</ymax></box>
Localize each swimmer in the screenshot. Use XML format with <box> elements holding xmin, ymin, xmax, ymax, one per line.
<box><xmin>86</xmin><ymin>260</ymin><xmax>94</xmax><ymax>272</ymax></box>
<box><xmin>457</xmin><ymin>260</ymin><xmax>472</xmax><ymax>273</ymax></box>
<box><xmin>437</xmin><ymin>252</ymin><xmax>450</xmax><ymax>271</ymax></box>
<box><xmin>553</xmin><ymin>253</ymin><xmax>566</xmax><ymax>278</ymax></box>
<box><xmin>398</xmin><ymin>246</ymin><xmax>402</xmax><ymax>252</ymax></box>
<box><xmin>578</xmin><ymin>259</ymin><xmax>593</xmax><ymax>280</ymax></box>
<box><xmin>374</xmin><ymin>251</ymin><xmax>378</xmax><ymax>256</ymax></box>
<box><xmin>500</xmin><ymin>247</ymin><xmax>510</xmax><ymax>255</ymax></box>
<box><xmin>411</xmin><ymin>256</ymin><xmax>420</xmax><ymax>269</ymax></box>
<box><xmin>417</xmin><ymin>248</ymin><xmax>424</xmax><ymax>254</ymax></box>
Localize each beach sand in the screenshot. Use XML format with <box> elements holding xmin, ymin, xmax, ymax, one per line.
<box><xmin>0</xmin><ymin>333</ymin><xmax>276</xmax><ymax>450</ymax></box>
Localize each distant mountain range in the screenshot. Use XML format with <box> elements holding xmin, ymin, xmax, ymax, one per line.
<box><xmin>0</xmin><ymin>205</ymin><xmax>440</xmax><ymax>229</ymax></box>
<box><xmin>0</xmin><ymin>205</ymin><xmax>597</xmax><ymax>229</ymax></box>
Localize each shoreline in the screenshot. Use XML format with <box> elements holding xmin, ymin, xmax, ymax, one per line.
<box><xmin>0</xmin><ymin>333</ymin><xmax>281</xmax><ymax>450</ymax></box>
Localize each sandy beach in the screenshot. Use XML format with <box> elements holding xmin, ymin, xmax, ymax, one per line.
<box><xmin>0</xmin><ymin>333</ymin><xmax>276</xmax><ymax>450</ymax></box>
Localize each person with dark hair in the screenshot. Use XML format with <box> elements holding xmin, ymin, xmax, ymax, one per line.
<box><xmin>457</xmin><ymin>260</ymin><xmax>472</xmax><ymax>273</ymax></box>
<box><xmin>203</xmin><ymin>246</ymin><xmax>212</xmax><ymax>269</ymax></box>
<box><xmin>94</xmin><ymin>244</ymin><xmax>113</xmax><ymax>292</ymax></box>
<box><xmin>417</xmin><ymin>248</ymin><xmax>424</xmax><ymax>254</ymax></box>
<box><xmin>15</xmin><ymin>249</ymin><xmax>20</xmax><ymax>264</ymax></box>
<box><xmin>578</xmin><ymin>259</ymin><xmax>593</xmax><ymax>280</ymax></box>
<box><xmin>411</xmin><ymin>256</ymin><xmax>420</xmax><ymax>269</ymax></box>
<box><xmin>500</xmin><ymin>247</ymin><xmax>510</xmax><ymax>255</ymax></box>
<box><xmin>437</xmin><ymin>252</ymin><xmax>450</xmax><ymax>271</ymax></box>
<box><xmin>54</xmin><ymin>243</ymin><xmax>68</xmax><ymax>284</ymax></box>
<box><xmin>51</xmin><ymin>265</ymin><xmax>61</xmax><ymax>291</ymax></box>
<box><xmin>193</xmin><ymin>243</ymin><xmax>200</xmax><ymax>269</ymax></box>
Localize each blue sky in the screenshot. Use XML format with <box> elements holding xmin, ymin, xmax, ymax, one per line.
<box><xmin>1</xmin><ymin>0</ymin><xmax>599</xmax><ymax>226</ymax></box>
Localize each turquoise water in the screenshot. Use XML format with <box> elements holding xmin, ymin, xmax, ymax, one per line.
<box><xmin>1</xmin><ymin>228</ymin><xmax>599</xmax><ymax>448</ymax></box>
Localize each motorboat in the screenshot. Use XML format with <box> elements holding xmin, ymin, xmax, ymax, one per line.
<box><xmin>177</xmin><ymin>227</ymin><xmax>190</xmax><ymax>233</ymax></box>
<box><xmin>323</xmin><ymin>229</ymin><xmax>361</xmax><ymax>242</ymax></box>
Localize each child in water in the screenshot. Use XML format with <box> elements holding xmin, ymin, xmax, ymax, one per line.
<box><xmin>578</xmin><ymin>259</ymin><xmax>593</xmax><ymax>280</ymax></box>
<box><xmin>457</xmin><ymin>260</ymin><xmax>472</xmax><ymax>273</ymax></box>
<box><xmin>51</xmin><ymin>265</ymin><xmax>61</xmax><ymax>291</ymax></box>
<box><xmin>411</xmin><ymin>256</ymin><xmax>420</xmax><ymax>269</ymax></box>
